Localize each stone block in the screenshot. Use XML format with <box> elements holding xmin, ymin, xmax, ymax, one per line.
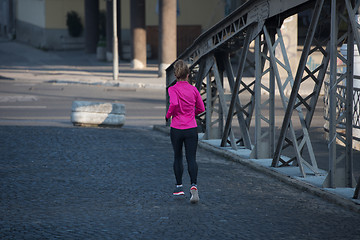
<box><xmin>71</xmin><ymin>101</ymin><xmax>125</xmax><ymax>127</ymax></box>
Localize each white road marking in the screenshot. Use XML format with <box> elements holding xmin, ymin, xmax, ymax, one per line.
<box><xmin>153</xmin><ymin>106</ymin><xmax>166</xmax><ymax>109</ymax></box>
<box><xmin>0</xmin><ymin>95</ymin><xmax>38</xmax><ymax>102</ymax></box>
<box><xmin>126</xmin><ymin>116</ymin><xmax>163</xmax><ymax>120</ymax></box>
<box><xmin>0</xmin><ymin>106</ymin><xmax>47</xmax><ymax>109</ymax></box>
<box><xmin>0</xmin><ymin>116</ymin><xmax>69</xmax><ymax>120</ymax></box>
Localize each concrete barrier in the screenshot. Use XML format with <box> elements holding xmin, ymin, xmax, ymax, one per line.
<box><xmin>71</xmin><ymin>101</ymin><xmax>126</xmax><ymax>127</ymax></box>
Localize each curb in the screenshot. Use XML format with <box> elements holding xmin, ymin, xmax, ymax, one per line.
<box><xmin>153</xmin><ymin>125</ymin><xmax>360</xmax><ymax>213</ymax></box>
<box><xmin>198</xmin><ymin>140</ymin><xmax>360</xmax><ymax>213</ymax></box>
<box><xmin>47</xmin><ymin>80</ymin><xmax>166</xmax><ymax>90</ymax></box>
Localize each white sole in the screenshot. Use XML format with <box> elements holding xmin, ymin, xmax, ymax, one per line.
<box><xmin>190</xmin><ymin>189</ymin><xmax>199</xmax><ymax>203</ymax></box>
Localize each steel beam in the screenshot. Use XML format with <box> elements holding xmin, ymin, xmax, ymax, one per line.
<box><xmin>345</xmin><ymin>0</ymin><xmax>360</xmax><ymax>56</ymax></box>
<box><xmin>345</xmin><ymin>24</ymin><xmax>355</xmax><ymax>187</ymax></box>
<box><xmin>327</xmin><ymin>0</ymin><xmax>339</xmax><ymax>188</ymax></box>
<box><xmin>323</xmin><ymin>0</ymin><xmax>356</xmax><ymax>188</ymax></box>
<box><xmin>262</xmin><ymin>26</ymin><xmax>304</xmax><ymax>176</ymax></box>
<box><xmin>345</xmin><ymin>0</ymin><xmax>360</xmax><ymax>198</ymax></box>
<box><xmin>221</xmin><ymin>26</ymin><xmax>254</xmax><ymax>148</ymax></box>
<box><xmin>212</xmin><ymin>55</ymin><xmax>238</xmax><ymax>149</ymax></box>
<box><xmin>205</xmin><ymin>75</ymin><xmax>212</xmax><ymax>139</ymax></box>
<box><xmin>222</xmin><ymin>54</ymin><xmax>252</xmax><ymax>149</ymax></box>
<box><xmin>270</xmin><ymin>0</ymin><xmax>324</xmax><ymax>177</ymax></box>
<box><xmin>253</xmin><ymin>34</ymin><xmax>275</xmax><ymax>158</ymax></box>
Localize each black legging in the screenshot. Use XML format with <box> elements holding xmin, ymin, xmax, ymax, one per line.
<box><xmin>170</xmin><ymin>127</ymin><xmax>198</xmax><ymax>185</ymax></box>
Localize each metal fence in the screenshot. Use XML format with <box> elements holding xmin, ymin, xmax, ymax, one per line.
<box><xmin>324</xmin><ymin>80</ymin><xmax>360</xmax><ymax>142</ymax></box>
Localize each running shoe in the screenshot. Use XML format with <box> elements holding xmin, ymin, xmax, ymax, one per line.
<box><xmin>173</xmin><ymin>185</ymin><xmax>185</xmax><ymax>196</ymax></box>
<box><xmin>190</xmin><ymin>185</ymin><xmax>199</xmax><ymax>203</ymax></box>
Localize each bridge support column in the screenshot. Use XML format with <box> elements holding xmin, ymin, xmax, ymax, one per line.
<box><xmin>158</xmin><ymin>0</ymin><xmax>177</xmax><ymax>77</ymax></box>
<box><xmin>130</xmin><ymin>0</ymin><xmax>146</xmax><ymax>69</ymax></box>
<box><xmin>84</xmin><ymin>0</ymin><xmax>99</xmax><ymax>53</ymax></box>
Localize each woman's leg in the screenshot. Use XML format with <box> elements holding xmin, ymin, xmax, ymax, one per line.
<box><xmin>170</xmin><ymin>128</ymin><xmax>184</xmax><ymax>185</ymax></box>
<box><xmin>183</xmin><ymin>127</ymin><xmax>198</xmax><ymax>185</ymax></box>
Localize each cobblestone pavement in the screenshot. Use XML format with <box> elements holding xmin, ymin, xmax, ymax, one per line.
<box><xmin>1</xmin><ymin>125</ymin><xmax>359</xmax><ymax>239</ymax></box>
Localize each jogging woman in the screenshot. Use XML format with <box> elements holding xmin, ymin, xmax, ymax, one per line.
<box><xmin>166</xmin><ymin>60</ymin><xmax>205</xmax><ymax>204</ymax></box>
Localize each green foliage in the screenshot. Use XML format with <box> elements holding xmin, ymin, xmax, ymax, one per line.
<box><xmin>99</xmin><ymin>10</ymin><xmax>106</xmax><ymax>38</ymax></box>
<box><xmin>66</xmin><ymin>11</ymin><xmax>83</xmax><ymax>37</ymax></box>
<box><xmin>97</xmin><ymin>36</ymin><xmax>106</xmax><ymax>47</ymax></box>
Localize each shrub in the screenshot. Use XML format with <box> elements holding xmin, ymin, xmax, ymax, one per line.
<box><xmin>66</xmin><ymin>11</ymin><xmax>83</xmax><ymax>37</ymax></box>
<box><xmin>99</xmin><ymin>10</ymin><xmax>106</xmax><ymax>38</ymax></box>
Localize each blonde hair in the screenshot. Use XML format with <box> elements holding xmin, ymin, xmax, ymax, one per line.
<box><xmin>174</xmin><ymin>60</ymin><xmax>190</xmax><ymax>80</ymax></box>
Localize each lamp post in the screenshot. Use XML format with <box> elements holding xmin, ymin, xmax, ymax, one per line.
<box><xmin>113</xmin><ymin>0</ymin><xmax>119</xmax><ymax>80</ymax></box>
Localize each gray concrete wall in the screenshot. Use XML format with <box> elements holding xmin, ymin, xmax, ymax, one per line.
<box><xmin>16</xmin><ymin>20</ymin><xmax>85</xmax><ymax>50</ymax></box>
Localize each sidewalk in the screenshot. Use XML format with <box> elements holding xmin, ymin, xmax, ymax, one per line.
<box><xmin>0</xmin><ymin>38</ymin><xmax>166</xmax><ymax>90</ymax></box>
<box><xmin>1</xmin><ymin>39</ymin><xmax>360</xmax><ymax>213</ymax></box>
<box><xmin>154</xmin><ymin>125</ymin><xmax>360</xmax><ymax>213</ymax></box>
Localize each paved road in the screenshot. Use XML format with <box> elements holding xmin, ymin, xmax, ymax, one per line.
<box><xmin>0</xmin><ymin>78</ymin><xmax>165</xmax><ymax>128</ymax></box>
<box><xmin>1</xmin><ymin>125</ymin><xmax>359</xmax><ymax>239</ymax></box>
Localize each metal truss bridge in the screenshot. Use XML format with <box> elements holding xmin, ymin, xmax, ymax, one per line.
<box><xmin>166</xmin><ymin>0</ymin><xmax>360</xmax><ymax>198</ymax></box>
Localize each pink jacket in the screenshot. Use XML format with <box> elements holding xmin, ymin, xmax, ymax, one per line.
<box><xmin>166</xmin><ymin>81</ymin><xmax>205</xmax><ymax>129</ymax></box>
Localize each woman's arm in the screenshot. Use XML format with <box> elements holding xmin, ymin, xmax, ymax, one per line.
<box><xmin>166</xmin><ymin>87</ymin><xmax>179</xmax><ymax>119</ymax></box>
<box><xmin>195</xmin><ymin>90</ymin><xmax>205</xmax><ymax>115</ymax></box>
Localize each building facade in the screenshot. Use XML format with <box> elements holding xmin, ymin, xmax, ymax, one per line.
<box><xmin>2</xmin><ymin>0</ymin><xmax>226</xmax><ymax>56</ymax></box>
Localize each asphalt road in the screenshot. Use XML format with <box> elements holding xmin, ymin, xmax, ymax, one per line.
<box><xmin>0</xmin><ymin>79</ymin><xmax>166</xmax><ymax>128</ymax></box>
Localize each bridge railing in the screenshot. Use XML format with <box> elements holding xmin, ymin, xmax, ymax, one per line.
<box><xmin>324</xmin><ymin>80</ymin><xmax>360</xmax><ymax>145</ymax></box>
